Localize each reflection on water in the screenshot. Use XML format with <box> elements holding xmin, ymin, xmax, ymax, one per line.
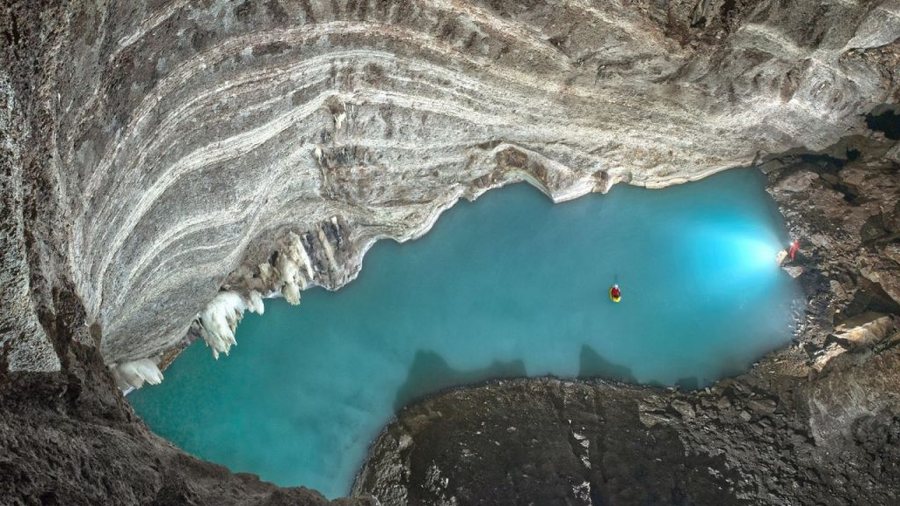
<box><xmin>130</xmin><ymin>168</ymin><xmax>803</xmax><ymax>498</ymax></box>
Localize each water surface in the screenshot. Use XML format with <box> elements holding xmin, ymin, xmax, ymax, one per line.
<box><xmin>131</xmin><ymin>168</ymin><xmax>801</xmax><ymax>498</ymax></box>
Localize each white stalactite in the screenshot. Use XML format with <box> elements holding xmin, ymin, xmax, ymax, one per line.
<box><xmin>197</xmin><ymin>291</ymin><xmax>246</xmax><ymax>359</ymax></box>
<box><xmin>278</xmin><ymin>259</ymin><xmax>302</xmax><ymax>305</ymax></box>
<box><xmin>246</xmin><ymin>290</ymin><xmax>265</xmax><ymax>315</ymax></box>
<box><xmin>111</xmin><ymin>358</ymin><xmax>164</xmax><ymax>390</ymax></box>
<box><xmin>179</xmin><ymin>231</ymin><xmax>317</xmax><ymax>362</ymax></box>
<box><xmin>257</xmin><ymin>262</ymin><xmax>276</xmax><ymax>285</ymax></box>
<box><xmin>276</xmin><ymin>231</ymin><xmax>314</xmax><ymax>306</ymax></box>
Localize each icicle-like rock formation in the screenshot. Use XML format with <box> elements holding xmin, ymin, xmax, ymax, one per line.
<box><xmin>111</xmin><ymin>358</ymin><xmax>164</xmax><ymax>390</ymax></box>
<box><xmin>195</xmin><ymin>290</ymin><xmax>265</xmax><ymax>361</ymax></box>
<box><xmin>197</xmin><ymin>292</ymin><xmax>244</xmax><ymax>360</ymax></box>
<box><xmin>1</xmin><ymin>0</ymin><xmax>898</xmax><ymax>372</ymax></box>
<box><xmin>277</xmin><ymin>232</ymin><xmax>315</xmax><ymax>306</ymax></box>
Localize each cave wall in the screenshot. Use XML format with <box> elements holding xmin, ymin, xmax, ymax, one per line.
<box><xmin>2</xmin><ymin>0</ymin><xmax>898</xmax><ymax>372</ymax></box>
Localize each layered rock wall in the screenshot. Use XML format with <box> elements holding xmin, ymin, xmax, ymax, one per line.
<box><xmin>2</xmin><ymin>0</ymin><xmax>898</xmax><ymax>372</ymax></box>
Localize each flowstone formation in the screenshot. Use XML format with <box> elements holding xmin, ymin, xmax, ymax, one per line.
<box><xmin>1</xmin><ymin>0</ymin><xmax>899</xmax><ymax>504</ymax></box>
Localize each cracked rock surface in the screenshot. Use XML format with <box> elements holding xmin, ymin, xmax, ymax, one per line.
<box><xmin>354</xmin><ymin>344</ymin><xmax>900</xmax><ymax>505</ymax></box>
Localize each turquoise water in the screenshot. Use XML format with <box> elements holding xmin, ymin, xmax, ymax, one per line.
<box><xmin>130</xmin><ymin>168</ymin><xmax>802</xmax><ymax>498</ymax></box>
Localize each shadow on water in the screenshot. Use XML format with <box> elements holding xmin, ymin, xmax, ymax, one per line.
<box><xmin>574</xmin><ymin>343</ymin><xmax>783</xmax><ymax>391</ymax></box>
<box><xmin>393</xmin><ymin>350</ymin><xmax>526</xmax><ymax>411</ymax></box>
<box><xmin>674</xmin><ymin>376</ymin><xmax>700</xmax><ymax>391</ymax></box>
<box><xmin>394</xmin><ymin>344</ymin><xmax>704</xmax><ymax>411</ymax></box>
<box><xmin>678</xmin><ymin>352</ymin><xmax>762</xmax><ymax>391</ymax></box>
<box><xmin>576</xmin><ymin>344</ymin><xmax>636</xmax><ymax>383</ymax></box>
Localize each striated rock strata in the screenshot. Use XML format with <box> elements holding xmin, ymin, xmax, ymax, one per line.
<box><xmin>2</xmin><ymin>0</ymin><xmax>899</xmax><ymax>375</ymax></box>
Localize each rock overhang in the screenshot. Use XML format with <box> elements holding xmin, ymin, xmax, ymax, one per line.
<box><xmin>2</xmin><ymin>0</ymin><xmax>898</xmax><ymax>376</ymax></box>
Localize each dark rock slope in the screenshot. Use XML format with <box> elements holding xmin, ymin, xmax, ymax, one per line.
<box><xmin>0</xmin><ymin>282</ymin><xmax>373</xmax><ymax>505</ymax></box>
<box><xmin>353</xmin><ymin>143</ymin><xmax>900</xmax><ymax>505</ymax></box>
<box><xmin>0</xmin><ymin>371</ymin><xmax>365</xmax><ymax>506</ymax></box>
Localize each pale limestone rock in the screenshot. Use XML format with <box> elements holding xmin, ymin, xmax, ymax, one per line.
<box><xmin>833</xmin><ymin>312</ymin><xmax>896</xmax><ymax>349</ymax></box>
<box><xmin>776</xmin><ymin>250</ymin><xmax>789</xmax><ymax>266</ymax></box>
<box><xmin>246</xmin><ymin>290</ymin><xmax>265</xmax><ymax>315</ymax></box>
<box><xmin>671</xmin><ymin>399</ymin><xmax>696</xmax><ymax>419</ymax></box>
<box><xmin>111</xmin><ymin>358</ymin><xmax>164</xmax><ymax>390</ymax></box>
<box><xmin>784</xmin><ymin>266</ymin><xmax>804</xmax><ymax>278</ymax></box>
<box><xmin>197</xmin><ymin>291</ymin><xmax>246</xmax><ymax>360</ymax></box>
<box><xmin>812</xmin><ymin>314</ymin><xmax>896</xmax><ymax>372</ymax></box>
<box><xmin>813</xmin><ymin>344</ymin><xmax>847</xmax><ymax>372</ymax></box>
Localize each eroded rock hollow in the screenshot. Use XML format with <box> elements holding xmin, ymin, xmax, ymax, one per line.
<box><xmin>1</xmin><ymin>0</ymin><xmax>899</xmax><ymax>504</ymax></box>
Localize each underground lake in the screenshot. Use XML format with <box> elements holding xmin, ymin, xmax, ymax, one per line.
<box><xmin>129</xmin><ymin>168</ymin><xmax>804</xmax><ymax>498</ymax></box>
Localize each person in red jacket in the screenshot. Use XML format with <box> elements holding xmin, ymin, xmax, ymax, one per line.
<box><xmin>788</xmin><ymin>240</ymin><xmax>800</xmax><ymax>261</ymax></box>
<box><xmin>610</xmin><ymin>284</ymin><xmax>621</xmax><ymax>300</ymax></box>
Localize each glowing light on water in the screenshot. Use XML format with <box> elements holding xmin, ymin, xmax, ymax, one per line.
<box><xmin>726</xmin><ymin>235</ymin><xmax>781</xmax><ymax>272</ymax></box>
